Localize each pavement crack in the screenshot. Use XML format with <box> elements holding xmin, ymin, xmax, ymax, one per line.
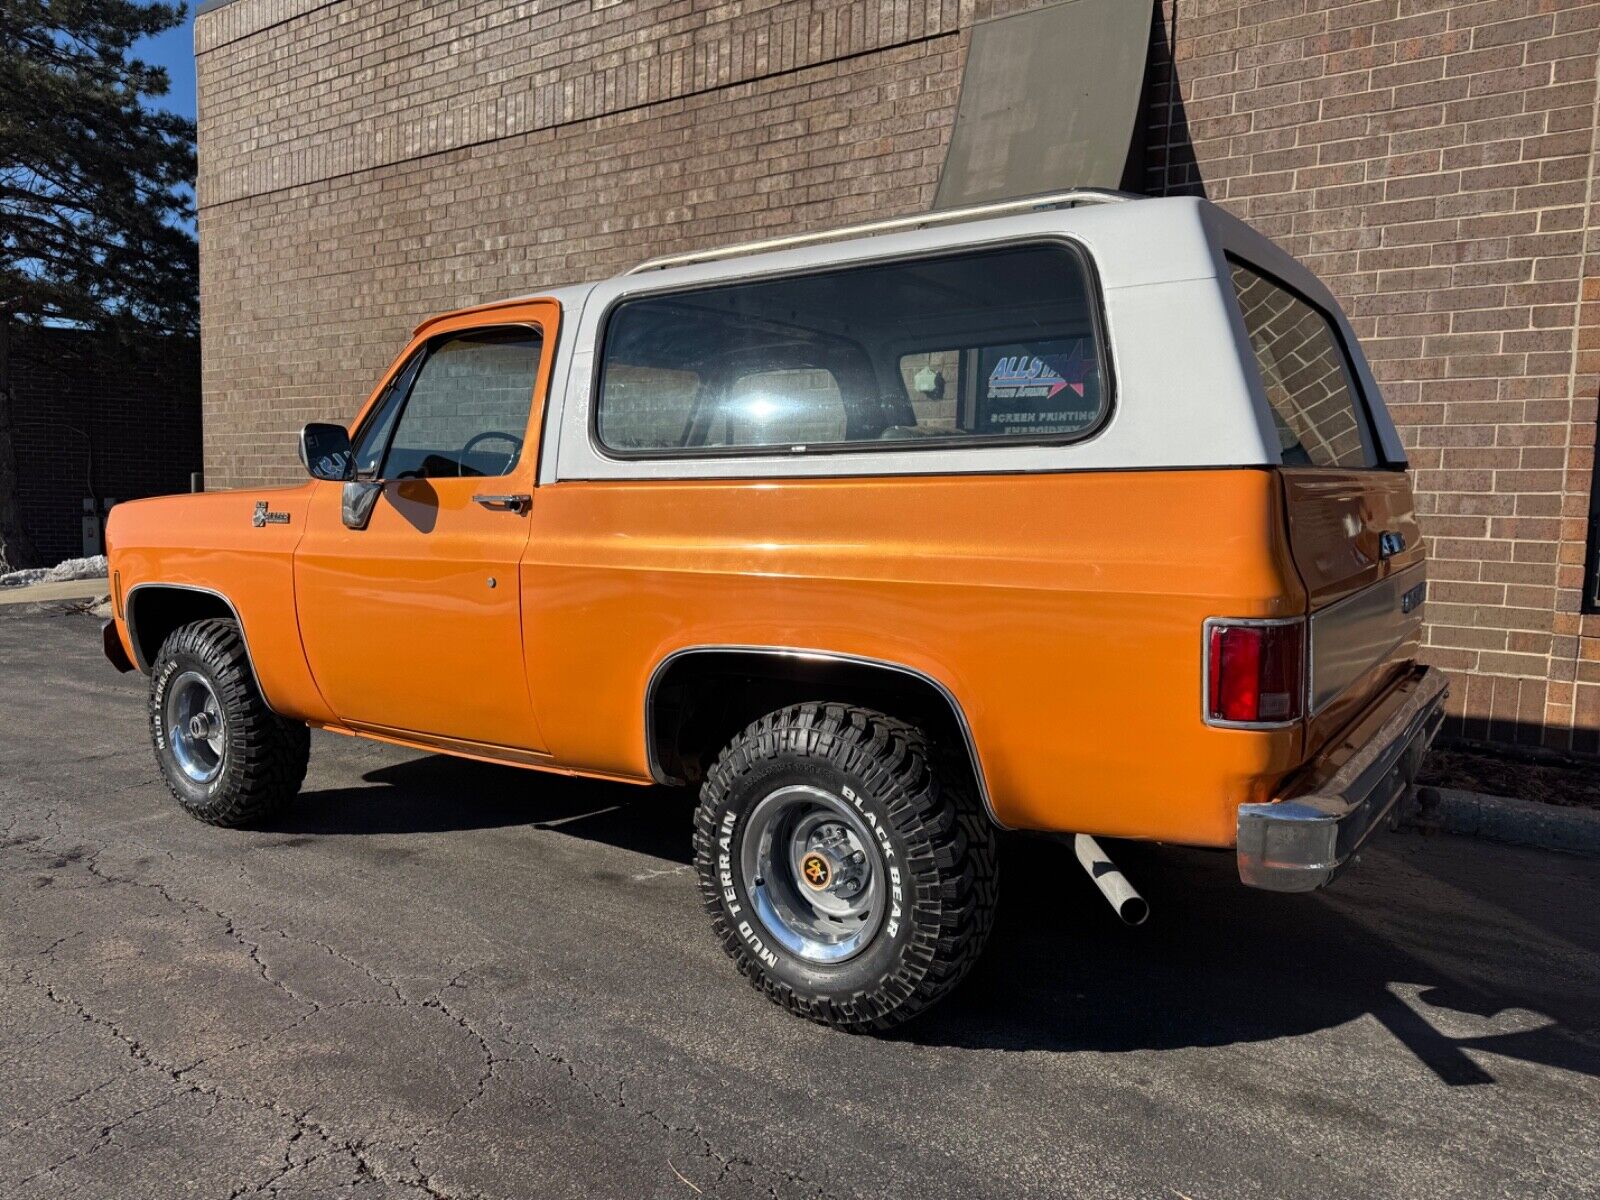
<box><xmin>12</xmin><ymin>1079</ymin><xmax>199</xmax><ymax>1188</ymax></box>
<box><xmin>4</xmin><ymin>959</ymin><xmax>462</xmax><ymax>1199</ymax></box>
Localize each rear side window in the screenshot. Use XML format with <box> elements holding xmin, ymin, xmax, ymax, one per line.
<box><xmin>1230</xmin><ymin>262</ymin><xmax>1374</xmax><ymax>469</ymax></box>
<box><xmin>595</xmin><ymin>243</ymin><xmax>1107</xmax><ymax>455</ymax></box>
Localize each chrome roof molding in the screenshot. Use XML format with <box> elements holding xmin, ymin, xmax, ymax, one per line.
<box><xmin>621</xmin><ymin>189</ymin><xmax>1137</xmax><ymax>276</ymax></box>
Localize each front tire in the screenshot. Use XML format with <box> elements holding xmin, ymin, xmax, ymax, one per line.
<box><xmin>149</xmin><ymin>618</ymin><xmax>309</xmax><ymax>827</ymax></box>
<box><xmin>693</xmin><ymin>703</ymin><xmax>998</xmax><ymax>1031</ymax></box>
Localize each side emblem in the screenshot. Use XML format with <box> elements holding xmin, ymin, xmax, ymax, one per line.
<box><xmin>252</xmin><ymin>500</ymin><xmax>291</xmax><ymax>528</ymax></box>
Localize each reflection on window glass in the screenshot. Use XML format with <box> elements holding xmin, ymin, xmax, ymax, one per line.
<box><xmin>596</xmin><ymin>244</ymin><xmax>1105</xmax><ymax>454</ymax></box>
<box><xmin>380</xmin><ymin>328</ymin><xmax>541</xmax><ymax>479</ymax></box>
<box><xmin>353</xmin><ymin>353</ymin><xmax>421</xmax><ymax>477</ymax></box>
<box><xmin>896</xmin><ymin>351</ymin><xmax>960</xmax><ymax>435</ymax></box>
<box><xmin>599</xmin><ymin>365</ymin><xmax>702</xmax><ymax>450</ymax></box>
<box><xmin>723</xmin><ymin>369</ymin><xmax>845</xmax><ymax>445</ymax></box>
<box><xmin>1230</xmin><ymin>263</ymin><xmax>1372</xmax><ymax>469</ymax></box>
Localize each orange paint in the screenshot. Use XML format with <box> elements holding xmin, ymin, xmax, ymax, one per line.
<box><xmin>106</xmin><ymin>296</ymin><xmax>1427</xmax><ymax>851</ymax></box>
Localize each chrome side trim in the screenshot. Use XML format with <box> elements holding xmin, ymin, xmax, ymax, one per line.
<box><xmin>123</xmin><ymin>583</ymin><xmax>276</xmax><ymax>714</ymax></box>
<box><xmin>1308</xmin><ymin>561</ymin><xmax>1426</xmax><ymax>717</ymax></box>
<box><xmin>623</xmin><ymin>189</ymin><xmax>1134</xmax><ymax>275</ymax></box>
<box><xmin>643</xmin><ymin>645</ymin><xmax>1005</xmax><ymax>829</ymax></box>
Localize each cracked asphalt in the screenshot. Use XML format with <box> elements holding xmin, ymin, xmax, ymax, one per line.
<box><xmin>2</xmin><ymin>605</ymin><xmax>1598</xmax><ymax>1199</ymax></box>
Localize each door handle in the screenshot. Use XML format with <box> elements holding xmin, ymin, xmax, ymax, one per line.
<box><xmin>1379</xmin><ymin>530</ymin><xmax>1406</xmax><ymax>560</ymax></box>
<box><xmin>473</xmin><ymin>493</ymin><xmax>531</xmax><ymax>514</ymax></box>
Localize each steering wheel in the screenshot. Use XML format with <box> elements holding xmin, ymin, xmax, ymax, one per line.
<box><xmin>460</xmin><ymin>430</ymin><xmax>523</xmax><ymax>476</ymax></box>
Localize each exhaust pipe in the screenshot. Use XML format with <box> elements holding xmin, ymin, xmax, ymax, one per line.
<box><xmin>1073</xmin><ymin>834</ymin><xmax>1149</xmax><ymax>925</ymax></box>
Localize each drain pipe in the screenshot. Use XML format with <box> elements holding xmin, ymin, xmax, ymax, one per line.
<box><xmin>1073</xmin><ymin>834</ymin><xmax>1149</xmax><ymax>925</ymax></box>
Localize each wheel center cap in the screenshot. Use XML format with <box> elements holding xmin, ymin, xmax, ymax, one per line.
<box><xmin>188</xmin><ymin>713</ymin><xmax>212</xmax><ymax>740</ymax></box>
<box><xmin>799</xmin><ymin>851</ymin><xmax>833</xmax><ymax>891</ymax></box>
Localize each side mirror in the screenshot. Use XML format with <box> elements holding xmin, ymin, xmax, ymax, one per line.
<box><xmin>298</xmin><ymin>423</ymin><xmax>355</xmax><ymax>482</ymax></box>
<box><xmin>341</xmin><ymin>480</ymin><xmax>383</xmax><ymax>530</ymax></box>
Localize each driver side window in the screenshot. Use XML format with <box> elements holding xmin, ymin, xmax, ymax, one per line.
<box><xmin>376</xmin><ymin>327</ymin><xmax>542</xmax><ymax>479</ymax></box>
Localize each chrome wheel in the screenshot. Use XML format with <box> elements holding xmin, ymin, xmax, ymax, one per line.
<box><xmin>165</xmin><ymin>670</ymin><xmax>225</xmax><ymax>784</ymax></box>
<box><xmin>739</xmin><ymin>784</ymin><xmax>886</xmax><ymax>964</ymax></box>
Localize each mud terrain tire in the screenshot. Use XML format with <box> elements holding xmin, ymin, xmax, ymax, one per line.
<box><xmin>694</xmin><ymin>703</ymin><xmax>998</xmax><ymax>1031</ymax></box>
<box><xmin>149</xmin><ymin>618</ymin><xmax>309</xmax><ymax>827</ymax></box>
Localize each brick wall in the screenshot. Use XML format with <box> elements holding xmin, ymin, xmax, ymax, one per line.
<box><xmin>195</xmin><ymin>0</ymin><xmax>1600</xmax><ymax>754</ymax></box>
<box><xmin>9</xmin><ymin>327</ymin><xmax>203</xmax><ymax>565</ymax></box>
<box><xmin>1143</xmin><ymin>0</ymin><xmax>1600</xmax><ymax>752</ymax></box>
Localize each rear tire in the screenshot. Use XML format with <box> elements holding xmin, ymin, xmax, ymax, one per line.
<box><xmin>693</xmin><ymin>703</ymin><xmax>998</xmax><ymax>1031</ymax></box>
<box><xmin>149</xmin><ymin>618</ymin><xmax>309</xmax><ymax>827</ymax></box>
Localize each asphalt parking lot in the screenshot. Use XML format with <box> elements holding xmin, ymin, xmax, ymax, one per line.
<box><xmin>2</xmin><ymin>605</ymin><xmax>1597</xmax><ymax>1199</ymax></box>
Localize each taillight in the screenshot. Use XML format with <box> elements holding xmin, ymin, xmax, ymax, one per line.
<box><xmin>1204</xmin><ymin>619</ymin><xmax>1305</xmax><ymax>727</ymax></box>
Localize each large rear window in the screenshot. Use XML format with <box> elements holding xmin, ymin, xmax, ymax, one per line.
<box><xmin>1230</xmin><ymin>262</ymin><xmax>1375</xmax><ymax>469</ymax></box>
<box><xmin>595</xmin><ymin>243</ymin><xmax>1108</xmax><ymax>456</ymax></box>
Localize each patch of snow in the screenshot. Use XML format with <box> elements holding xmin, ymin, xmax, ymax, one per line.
<box><xmin>0</xmin><ymin>554</ymin><xmax>109</xmax><ymax>589</ymax></box>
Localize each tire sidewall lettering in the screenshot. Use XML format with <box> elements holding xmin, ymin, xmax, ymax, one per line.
<box><xmin>150</xmin><ymin>646</ymin><xmax>228</xmax><ymax>804</ymax></box>
<box><xmin>151</xmin><ymin>659</ymin><xmax>178</xmax><ymax>751</ymax></box>
<box><xmin>709</xmin><ymin>756</ymin><xmax>917</xmax><ymax>996</ymax></box>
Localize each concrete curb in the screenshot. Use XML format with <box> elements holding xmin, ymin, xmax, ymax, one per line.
<box><xmin>0</xmin><ymin>577</ymin><xmax>110</xmax><ymax>606</ymax></box>
<box><xmin>1409</xmin><ymin>786</ymin><xmax>1600</xmax><ymax>858</ymax></box>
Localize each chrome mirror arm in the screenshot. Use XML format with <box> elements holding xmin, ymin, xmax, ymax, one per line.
<box><xmin>341</xmin><ymin>480</ymin><xmax>383</xmax><ymax>530</ymax></box>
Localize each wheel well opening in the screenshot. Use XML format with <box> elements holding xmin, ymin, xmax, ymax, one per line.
<box><xmin>648</xmin><ymin>651</ymin><xmax>983</xmax><ymax>799</ymax></box>
<box><xmin>127</xmin><ymin>588</ymin><xmax>234</xmax><ymax>670</ymax></box>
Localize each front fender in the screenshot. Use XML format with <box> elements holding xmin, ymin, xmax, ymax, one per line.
<box><xmin>107</xmin><ymin>484</ymin><xmax>334</xmax><ymax>723</ymax></box>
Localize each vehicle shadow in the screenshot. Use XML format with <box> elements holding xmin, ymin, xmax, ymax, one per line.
<box><xmin>903</xmin><ymin>836</ymin><xmax>1600</xmax><ymax>1085</ymax></box>
<box><xmin>268</xmin><ymin>751</ymin><xmax>695</xmax><ymax>863</ymax></box>
<box><xmin>277</xmin><ymin>751</ymin><xmax>1599</xmax><ymax>1083</ymax></box>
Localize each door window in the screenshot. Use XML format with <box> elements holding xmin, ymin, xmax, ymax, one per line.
<box><xmin>352</xmin><ymin>352</ymin><xmax>423</xmax><ymax>477</ymax></box>
<box><xmin>374</xmin><ymin>327</ymin><xmax>542</xmax><ymax>479</ymax></box>
<box><xmin>1230</xmin><ymin>262</ymin><xmax>1375</xmax><ymax>469</ymax></box>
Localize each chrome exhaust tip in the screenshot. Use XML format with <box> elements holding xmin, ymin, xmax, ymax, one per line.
<box><xmin>1073</xmin><ymin>834</ymin><xmax>1149</xmax><ymax>925</ymax></box>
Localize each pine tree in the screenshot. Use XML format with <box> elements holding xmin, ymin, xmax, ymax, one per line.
<box><xmin>0</xmin><ymin>0</ymin><xmax>197</xmax><ymax>570</ymax></box>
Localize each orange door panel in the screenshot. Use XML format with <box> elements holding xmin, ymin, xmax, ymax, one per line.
<box><xmin>292</xmin><ymin>302</ymin><xmax>559</xmax><ymax>752</ymax></box>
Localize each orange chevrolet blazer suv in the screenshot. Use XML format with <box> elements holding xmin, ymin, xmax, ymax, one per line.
<box><xmin>104</xmin><ymin>192</ymin><xmax>1445</xmax><ymax>1030</ymax></box>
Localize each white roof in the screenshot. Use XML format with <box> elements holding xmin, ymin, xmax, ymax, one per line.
<box><xmin>518</xmin><ymin>195</ymin><xmax>1404</xmax><ymax>482</ymax></box>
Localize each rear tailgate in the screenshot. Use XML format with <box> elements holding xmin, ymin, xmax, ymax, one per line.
<box><xmin>1282</xmin><ymin>468</ymin><xmax>1426</xmax><ymax>756</ymax></box>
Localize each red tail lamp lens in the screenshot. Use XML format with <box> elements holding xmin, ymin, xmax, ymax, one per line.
<box><xmin>1206</xmin><ymin>622</ymin><xmax>1304</xmax><ymax>725</ymax></box>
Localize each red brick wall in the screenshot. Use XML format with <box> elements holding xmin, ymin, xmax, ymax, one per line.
<box><xmin>1144</xmin><ymin>0</ymin><xmax>1600</xmax><ymax>753</ymax></box>
<box><xmin>195</xmin><ymin>0</ymin><xmax>1600</xmax><ymax>755</ymax></box>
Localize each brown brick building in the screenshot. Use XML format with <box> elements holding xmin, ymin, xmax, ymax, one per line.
<box><xmin>194</xmin><ymin>0</ymin><xmax>1600</xmax><ymax>755</ymax></box>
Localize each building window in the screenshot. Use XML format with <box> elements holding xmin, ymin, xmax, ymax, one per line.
<box><xmin>1585</xmin><ymin>437</ymin><xmax>1600</xmax><ymax>614</ymax></box>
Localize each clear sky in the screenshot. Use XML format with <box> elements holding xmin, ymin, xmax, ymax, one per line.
<box><xmin>136</xmin><ymin>4</ymin><xmax>198</xmax><ymax>122</ymax></box>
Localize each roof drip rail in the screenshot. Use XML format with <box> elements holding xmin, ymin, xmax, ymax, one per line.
<box><xmin>622</xmin><ymin>189</ymin><xmax>1138</xmax><ymax>276</ymax></box>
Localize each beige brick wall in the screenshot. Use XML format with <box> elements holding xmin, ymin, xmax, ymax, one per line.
<box><xmin>196</xmin><ymin>0</ymin><xmax>1600</xmax><ymax>754</ymax></box>
<box><xmin>196</xmin><ymin>3</ymin><xmax>968</xmax><ymax>486</ymax></box>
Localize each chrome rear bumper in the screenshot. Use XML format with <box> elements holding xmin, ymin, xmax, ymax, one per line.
<box><xmin>1237</xmin><ymin>666</ymin><xmax>1448</xmax><ymax>892</ymax></box>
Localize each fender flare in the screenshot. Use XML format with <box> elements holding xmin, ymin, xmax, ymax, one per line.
<box><xmin>643</xmin><ymin>644</ymin><xmax>1004</xmax><ymax>828</ymax></box>
<box><xmin>123</xmin><ymin>584</ymin><xmax>275</xmax><ymax>712</ymax></box>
